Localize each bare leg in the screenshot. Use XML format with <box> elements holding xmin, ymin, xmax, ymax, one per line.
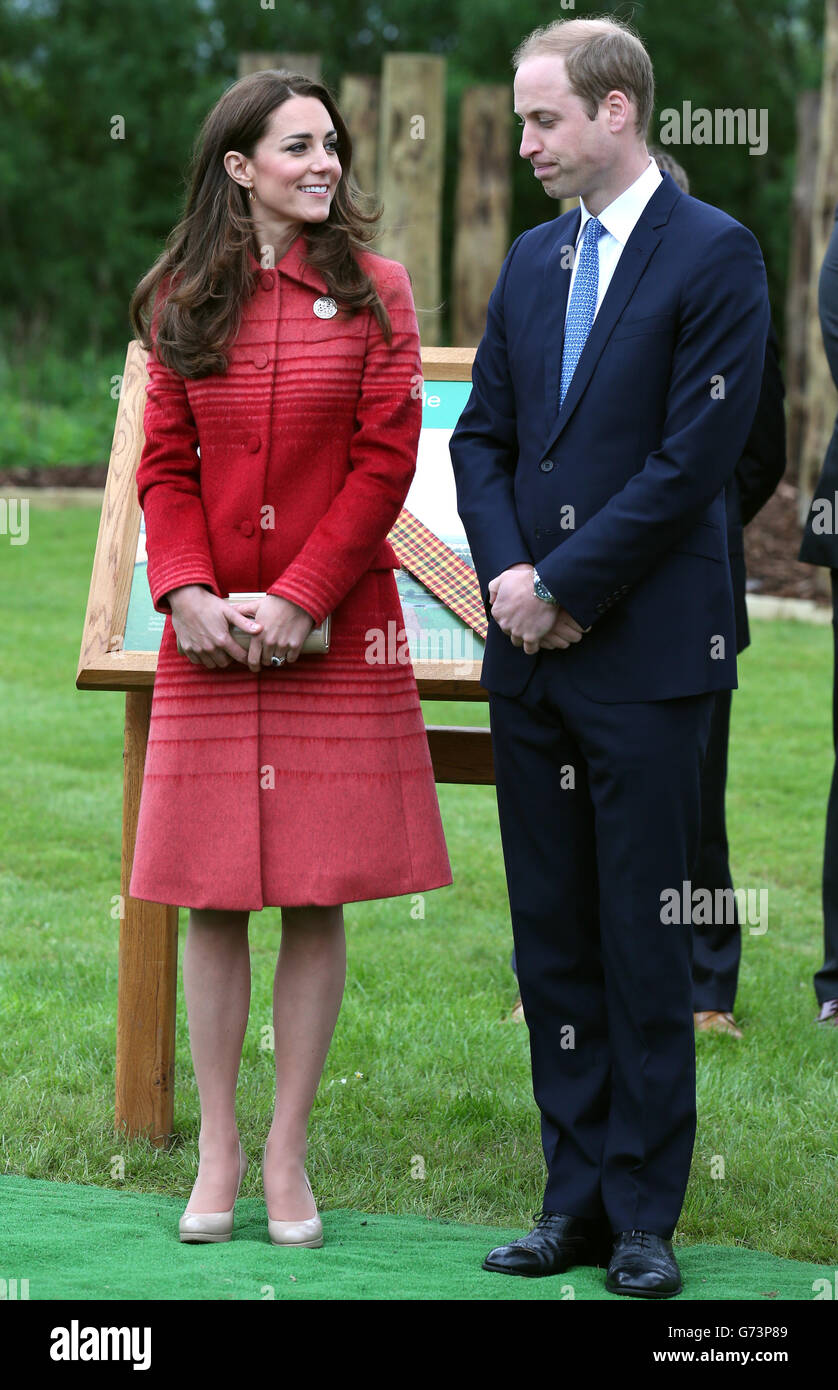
<box><xmin>182</xmin><ymin>907</ymin><xmax>251</xmax><ymax>1213</ymax></box>
<box><xmin>263</xmin><ymin>904</ymin><xmax>346</xmax><ymax>1220</ymax></box>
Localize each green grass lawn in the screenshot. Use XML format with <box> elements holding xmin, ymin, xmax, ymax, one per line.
<box><xmin>1</xmin><ymin>501</ymin><xmax>836</xmax><ymax>1264</ymax></box>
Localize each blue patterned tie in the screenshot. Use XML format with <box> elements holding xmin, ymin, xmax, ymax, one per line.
<box><xmin>559</xmin><ymin>216</ymin><xmax>605</xmax><ymax>410</ymax></box>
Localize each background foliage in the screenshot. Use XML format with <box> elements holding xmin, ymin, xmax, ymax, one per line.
<box><xmin>0</xmin><ymin>0</ymin><xmax>826</xmax><ymax>372</ymax></box>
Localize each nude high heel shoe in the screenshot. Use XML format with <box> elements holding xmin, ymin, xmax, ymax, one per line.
<box><xmin>262</xmin><ymin>1149</ymin><xmax>324</xmax><ymax>1248</ymax></box>
<box><xmin>179</xmin><ymin>1138</ymin><xmax>248</xmax><ymax>1243</ymax></box>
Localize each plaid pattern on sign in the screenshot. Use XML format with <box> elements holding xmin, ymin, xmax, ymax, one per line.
<box><xmin>387</xmin><ymin>509</ymin><xmax>488</xmax><ymax>640</ymax></box>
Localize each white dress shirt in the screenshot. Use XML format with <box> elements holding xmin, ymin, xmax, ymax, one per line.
<box><xmin>564</xmin><ymin>156</ymin><xmax>663</xmax><ymax>325</ymax></box>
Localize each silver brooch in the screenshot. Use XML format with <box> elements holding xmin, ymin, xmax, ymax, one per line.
<box><xmin>313</xmin><ymin>296</ymin><xmax>337</xmax><ymax>319</ymax></box>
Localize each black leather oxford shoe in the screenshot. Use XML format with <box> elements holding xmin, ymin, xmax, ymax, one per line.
<box><xmin>482</xmin><ymin>1212</ymin><xmax>614</xmax><ymax>1277</ymax></box>
<box><xmin>605</xmin><ymin>1230</ymin><xmax>683</xmax><ymax>1298</ymax></box>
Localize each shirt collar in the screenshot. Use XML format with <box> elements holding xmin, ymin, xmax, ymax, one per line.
<box><xmin>577</xmin><ymin>156</ymin><xmax>663</xmax><ymax>247</ymax></box>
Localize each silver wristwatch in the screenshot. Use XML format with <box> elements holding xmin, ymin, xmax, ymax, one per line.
<box><xmin>533</xmin><ymin>568</ymin><xmax>559</xmax><ymax>605</ymax></box>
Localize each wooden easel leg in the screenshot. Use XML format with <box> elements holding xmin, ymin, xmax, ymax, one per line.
<box><xmin>115</xmin><ymin>689</ymin><xmax>179</xmax><ymax>1147</ymax></box>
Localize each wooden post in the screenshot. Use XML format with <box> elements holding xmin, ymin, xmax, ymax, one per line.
<box><xmin>451</xmin><ymin>86</ymin><xmax>511</xmax><ymax>346</ymax></box>
<box><xmin>785</xmin><ymin>89</ymin><xmax>821</xmax><ymax>482</ymax></box>
<box><xmin>426</xmin><ymin>726</ymin><xmax>494</xmax><ymax>783</ymax></box>
<box><xmin>339</xmin><ymin>74</ymin><xmax>380</xmax><ymax>197</ymax></box>
<box><xmin>115</xmin><ymin>690</ymin><xmax>179</xmax><ymax>1146</ymax></box>
<box><xmin>237</xmin><ymin>53</ymin><xmax>322</xmax><ymax>81</ymax></box>
<box><xmin>799</xmin><ymin>0</ymin><xmax>838</xmax><ymax>525</ymax></box>
<box><xmin>377</xmin><ymin>54</ymin><xmax>446</xmax><ymax>345</ymax></box>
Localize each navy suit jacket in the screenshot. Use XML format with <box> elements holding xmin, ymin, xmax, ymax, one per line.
<box><xmin>450</xmin><ymin>170</ymin><xmax>770</xmax><ymax>702</ymax></box>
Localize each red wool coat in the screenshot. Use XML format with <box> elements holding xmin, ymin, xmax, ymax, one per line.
<box><xmin>128</xmin><ymin>235</ymin><xmax>452</xmax><ymax>910</ymax></box>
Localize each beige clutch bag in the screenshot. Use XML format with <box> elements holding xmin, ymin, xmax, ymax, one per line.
<box><xmin>226</xmin><ymin>591</ymin><xmax>331</xmax><ymax>653</ymax></box>
<box><xmin>175</xmin><ymin>592</ymin><xmax>331</xmax><ymax>656</ymax></box>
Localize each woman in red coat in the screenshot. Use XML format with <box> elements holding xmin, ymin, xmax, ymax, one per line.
<box><xmin>128</xmin><ymin>69</ymin><xmax>452</xmax><ymax>1247</ymax></box>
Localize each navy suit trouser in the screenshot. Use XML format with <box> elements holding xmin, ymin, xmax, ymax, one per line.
<box><xmin>691</xmin><ymin>687</ymin><xmax>742</xmax><ymax>1011</ymax></box>
<box><xmin>511</xmin><ymin>684</ymin><xmax>743</xmax><ymax>1009</ymax></box>
<box><xmin>488</xmin><ymin>652</ymin><xmax>715</xmax><ymax>1238</ymax></box>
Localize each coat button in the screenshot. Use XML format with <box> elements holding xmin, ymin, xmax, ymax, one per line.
<box><xmin>260</xmin><ymin>272</ymin><xmax>273</xmax><ymax>291</ymax></box>
<box><xmin>240</xmin><ymin>520</ymin><xmax>254</xmax><ymax>537</ymax></box>
<box><xmin>539</xmin><ymin>459</ymin><xmax>554</xmax><ymax>473</ymax></box>
<box><xmin>246</xmin><ymin>434</ymin><xmax>261</xmax><ymax>452</ymax></box>
<box><xmin>252</xmin><ymin>351</ymin><xmax>268</xmax><ymax>368</ymax></box>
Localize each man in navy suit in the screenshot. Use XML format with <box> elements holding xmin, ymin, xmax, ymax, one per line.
<box><xmin>450</xmin><ymin>16</ymin><xmax>770</xmax><ymax>1297</ymax></box>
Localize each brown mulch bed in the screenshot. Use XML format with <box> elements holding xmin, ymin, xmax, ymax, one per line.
<box><xmin>743</xmin><ymin>478</ymin><xmax>830</xmax><ymax>606</ymax></box>
<box><xmin>0</xmin><ymin>463</ymin><xmax>108</xmax><ymax>488</ymax></box>
<box><xmin>1</xmin><ymin>465</ymin><xmax>829</xmax><ymax>605</ymax></box>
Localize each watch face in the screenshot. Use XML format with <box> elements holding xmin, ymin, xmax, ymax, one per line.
<box><xmin>534</xmin><ymin>575</ymin><xmax>556</xmax><ymax>603</ymax></box>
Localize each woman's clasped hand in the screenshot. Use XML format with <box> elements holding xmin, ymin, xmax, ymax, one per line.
<box><xmin>168</xmin><ymin>584</ymin><xmax>314</xmax><ymax>669</ymax></box>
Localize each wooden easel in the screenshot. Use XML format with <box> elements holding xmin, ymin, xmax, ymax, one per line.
<box><xmin>77</xmin><ymin>343</ymin><xmax>492</xmax><ymax>1147</ymax></box>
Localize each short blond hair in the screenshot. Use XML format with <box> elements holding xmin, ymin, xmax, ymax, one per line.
<box><xmin>512</xmin><ymin>16</ymin><xmax>654</xmax><ymax>140</ymax></box>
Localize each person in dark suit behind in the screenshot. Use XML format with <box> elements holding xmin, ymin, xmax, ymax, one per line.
<box><xmin>450</xmin><ymin>16</ymin><xmax>769</xmax><ymax>1298</ymax></box>
<box><xmin>798</xmin><ymin>201</ymin><xmax>838</xmax><ymax>1027</ymax></box>
<box><xmin>652</xmin><ymin>150</ymin><xmax>787</xmax><ymax>1039</ymax></box>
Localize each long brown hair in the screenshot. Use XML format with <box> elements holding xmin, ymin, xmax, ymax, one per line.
<box><xmin>129</xmin><ymin>69</ymin><xmax>392</xmax><ymax>377</ymax></box>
